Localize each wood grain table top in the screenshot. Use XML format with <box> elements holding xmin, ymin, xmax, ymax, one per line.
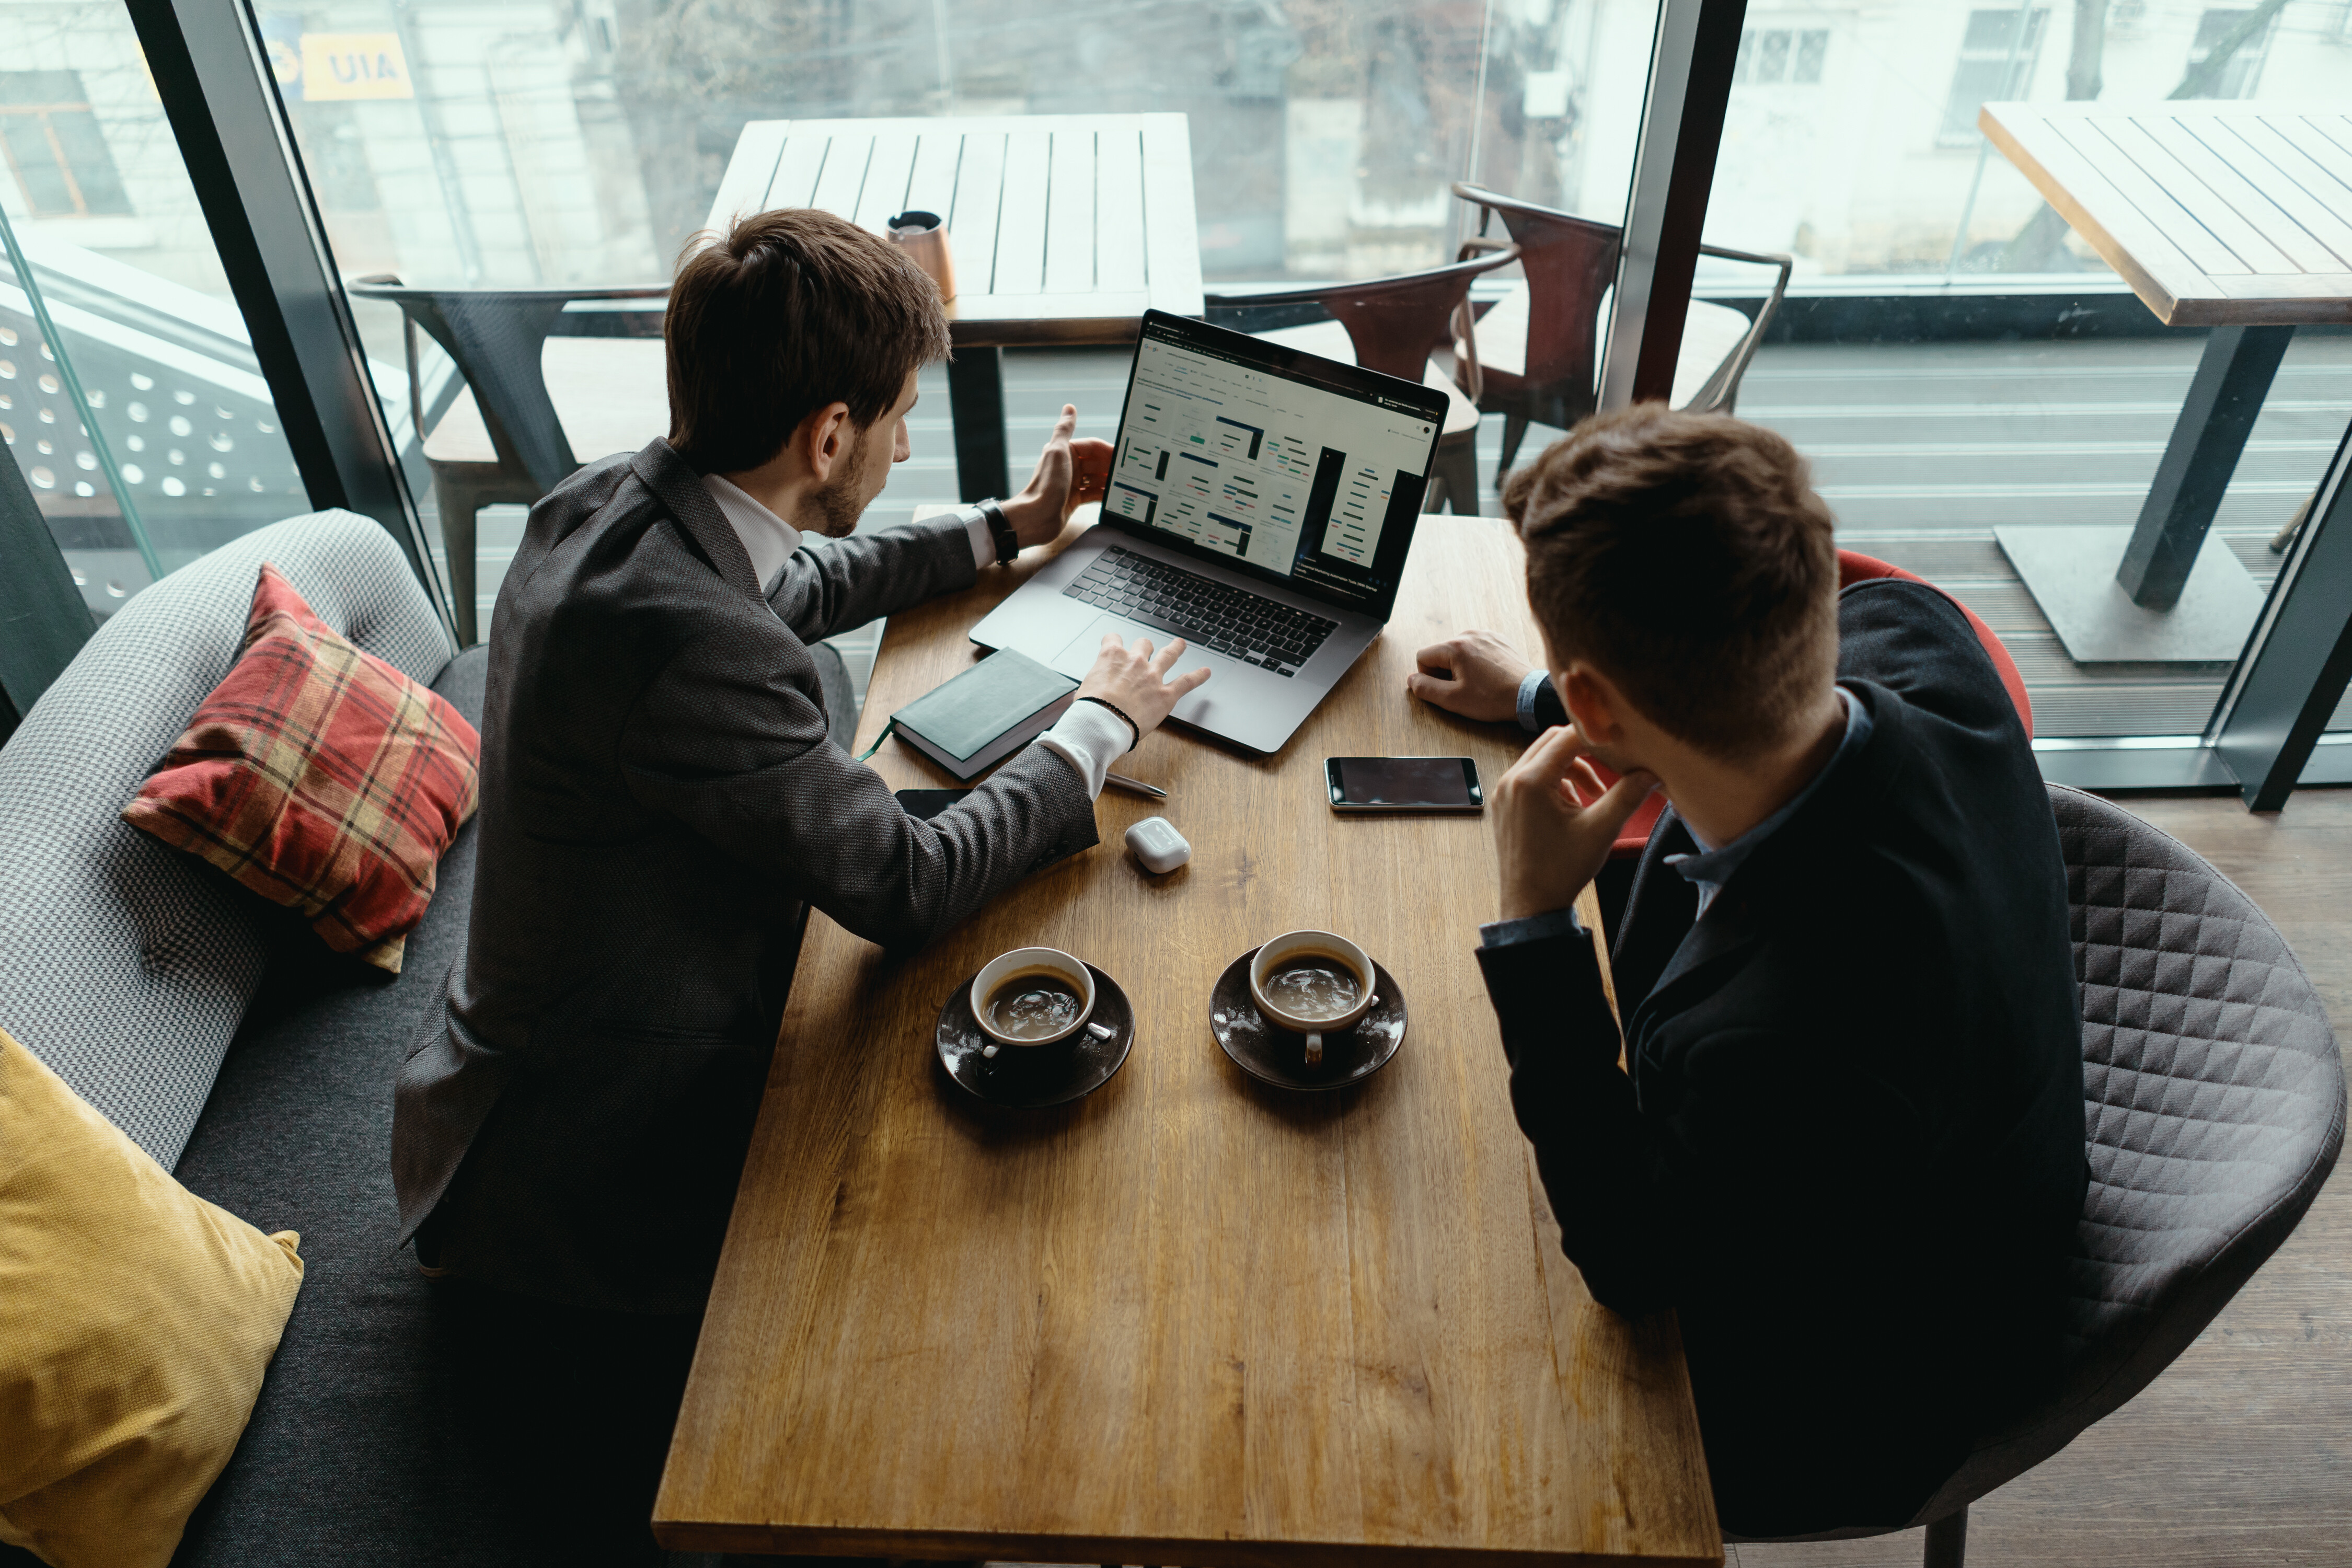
<box><xmin>706</xmin><ymin>113</ymin><xmax>1206</xmax><ymax>347</ymax></box>
<box><xmin>652</xmin><ymin>512</ymin><xmax>1720</xmax><ymax>1565</ymax></box>
<box><xmin>1979</xmin><ymin>100</ymin><xmax>2352</xmax><ymax>327</ymax></box>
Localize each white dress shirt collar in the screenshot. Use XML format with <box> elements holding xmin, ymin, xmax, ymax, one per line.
<box><xmin>701</xmin><ymin>473</ymin><xmax>800</xmax><ymax>597</ymax></box>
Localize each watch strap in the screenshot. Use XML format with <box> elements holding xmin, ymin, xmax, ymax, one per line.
<box><xmin>975</xmin><ymin>498</ymin><xmax>1019</xmax><ymax>566</ymax></box>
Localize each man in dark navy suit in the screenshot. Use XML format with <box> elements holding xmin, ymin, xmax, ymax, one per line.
<box><xmin>1410</xmin><ymin>406</ymin><xmax>2086</xmax><ymax>1538</ymax></box>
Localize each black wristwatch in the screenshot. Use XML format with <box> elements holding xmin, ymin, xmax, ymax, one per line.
<box><xmin>974</xmin><ymin>498</ymin><xmax>1019</xmax><ymax>566</ymax></box>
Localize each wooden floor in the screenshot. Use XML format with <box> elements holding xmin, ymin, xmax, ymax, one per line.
<box><xmin>1731</xmin><ymin>789</ymin><xmax>2352</xmax><ymax>1568</ymax></box>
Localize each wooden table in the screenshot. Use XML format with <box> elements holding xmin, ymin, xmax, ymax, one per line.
<box><xmin>1979</xmin><ymin>101</ymin><xmax>2352</xmax><ymax>662</ymax></box>
<box><xmin>707</xmin><ymin>114</ymin><xmax>1206</xmax><ymax>503</ymax></box>
<box><xmin>653</xmin><ymin>514</ymin><xmax>1721</xmax><ymax>1565</ymax></box>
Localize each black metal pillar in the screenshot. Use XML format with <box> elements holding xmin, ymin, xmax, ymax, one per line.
<box><xmin>1598</xmin><ymin>0</ymin><xmax>1750</xmax><ymax>409</ymax></box>
<box><xmin>948</xmin><ymin>347</ymin><xmax>1011</xmax><ymax>502</ymax></box>
<box><xmin>2208</xmin><ymin>411</ymin><xmax>2352</xmax><ymax>811</ymax></box>
<box><xmin>2117</xmin><ymin>324</ymin><xmax>2294</xmax><ymax>609</ymax></box>
<box><xmin>124</xmin><ymin>0</ymin><xmax>453</xmax><ymax>638</ymax></box>
<box><xmin>0</xmin><ymin>447</ymin><xmax>96</xmax><ymax>735</ymax></box>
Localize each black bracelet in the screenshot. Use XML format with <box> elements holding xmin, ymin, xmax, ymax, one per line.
<box><xmin>1080</xmin><ymin>695</ymin><xmax>1140</xmax><ymax>752</ymax></box>
<box><xmin>975</xmin><ymin>498</ymin><xmax>1020</xmax><ymax>566</ymax></box>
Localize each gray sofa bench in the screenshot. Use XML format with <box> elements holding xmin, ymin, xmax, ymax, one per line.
<box><xmin>0</xmin><ymin>512</ymin><xmax>849</xmax><ymax>1565</ymax></box>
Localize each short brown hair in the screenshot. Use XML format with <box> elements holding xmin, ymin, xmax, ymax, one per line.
<box><xmin>665</xmin><ymin>209</ymin><xmax>952</xmax><ymax>474</ymax></box>
<box><xmin>1504</xmin><ymin>404</ymin><xmax>1838</xmax><ymax>758</ymax></box>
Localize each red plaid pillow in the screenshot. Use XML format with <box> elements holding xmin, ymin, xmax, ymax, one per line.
<box><xmin>122</xmin><ymin>563</ymin><xmax>480</xmax><ymax>973</ymax></box>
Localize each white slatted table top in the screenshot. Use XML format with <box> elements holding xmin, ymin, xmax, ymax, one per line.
<box><xmin>707</xmin><ymin>114</ymin><xmax>1204</xmax><ymax>345</ymax></box>
<box><xmin>1980</xmin><ymin>100</ymin><xmax>2352</xmax><ymax>327</ymax></box>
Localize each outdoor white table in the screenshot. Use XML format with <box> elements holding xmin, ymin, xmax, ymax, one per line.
<box><xmin>707</xmin><ymin>113</ymin><xmax>1205</xmax><ymax>502</ymax></box>
<box><xmin>1980</xmin><ymin>100</ymin><xmax>2352</xmax><ymax>662</ymax></box>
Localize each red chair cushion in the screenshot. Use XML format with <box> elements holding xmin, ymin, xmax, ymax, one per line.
<box><xmin>121</xmin><ymin>563</ymin><xmax>481</xmax><ymax>972</ymax></box>
<box><xmin>1587</xmin><ymin>550</ymin><xmax>2031</xmax><ymax>859</ymax></box>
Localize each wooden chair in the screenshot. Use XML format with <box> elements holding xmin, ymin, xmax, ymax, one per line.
<box><xmin>1204</xmin><ymin>245</ymin><xmax>1523</xmax><ymax>515</ymax></box>
<box><xmin>347</xmin><ymin>279</ymin><xmax>670</xmax><ymax>645</ymax></box>
<box><xmin>1450</xmin><ymin>182</ymin><xmax>1793</xmax><ymax>479</ymax></box>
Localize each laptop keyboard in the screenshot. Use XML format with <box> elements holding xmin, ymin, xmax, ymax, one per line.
<box><xmin>1062</xmin><ymin>547</ymin><xmax>1339</xmax><ymax>677</ymax></box>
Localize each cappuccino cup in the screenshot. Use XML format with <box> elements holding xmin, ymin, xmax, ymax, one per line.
<box><xmin>971</xmin><ymin>947</ymin><xmax>1096</xmax><ymax>1054</ymax></box>
<box><xmin>1249</xmin><ymin>930</ymin><xmax>1376</xmax><ymax>1066</ymax></box>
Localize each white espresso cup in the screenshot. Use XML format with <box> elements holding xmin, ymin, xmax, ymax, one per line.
<box><xmin>1249</xmin><ymin>930</ymin><xmax>1376</xmax><ymax>1065</ymax></box>
<box><xmin>970</xmin><ymin>947</ymin><xmax>1097</xmax><ymax>1054</ymax></box>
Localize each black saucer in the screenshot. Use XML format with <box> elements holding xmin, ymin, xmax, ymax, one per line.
<box><xmin>1210</xmin><ymin>947</ymin><xmax>1406</xmax><ymax>1091</ymax></box>
<box><xmin>936</xmin><ymin>962</ymin><xmax>1134</xmax><ymax>1108</ymax></box>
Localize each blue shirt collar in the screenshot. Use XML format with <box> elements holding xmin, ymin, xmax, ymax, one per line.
<box><xmin>1665</xmin><ymin>686</ymin><xmax>1873</xmax><ymax>910</ymax></box>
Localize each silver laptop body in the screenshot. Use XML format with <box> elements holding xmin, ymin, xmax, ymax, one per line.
<box><xmin>968</xmin><ymin>310</ymin><xmax>1450</xmax><ymax>755</ymax></box>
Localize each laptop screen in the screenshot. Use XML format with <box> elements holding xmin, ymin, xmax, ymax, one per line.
<box><xmin>1101</xmin><ymin>312</ymin><xmax>1449</xmax><ymax>618</ymax></box>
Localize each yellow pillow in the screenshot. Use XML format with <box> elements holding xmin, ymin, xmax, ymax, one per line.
<box><xmin>0</xmin><ymin>1026</ymin><xmax>303</xmax><ymax>1567</ymax></box>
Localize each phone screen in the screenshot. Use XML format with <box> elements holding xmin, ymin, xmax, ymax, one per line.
<box><xmin>1328</xmin><ymin>757</ymin><xmax>1481</xmax><ymax>809</ymax></box>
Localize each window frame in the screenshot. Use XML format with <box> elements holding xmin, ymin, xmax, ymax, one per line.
<box><xmin>0</xmin><ymin>70</ymin><xmax>135</xmax><ymax>218</ymax></box>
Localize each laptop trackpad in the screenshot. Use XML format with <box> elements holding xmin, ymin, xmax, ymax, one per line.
<box><xmin>1053</xmin><ymin>615</ymin><xmax>1240</xmax><ymax>682</ymax></box>
<box><xmin>1054</xmin><ymin>615</ymin><xmax>1214</xmax><ymax>677</ymax></box>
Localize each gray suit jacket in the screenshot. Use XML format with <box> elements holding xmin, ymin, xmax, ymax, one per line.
<box><xmin>392</xmin><ymin>440</ymin><xmax>1098</xmax><ymax>1312</ymax></box>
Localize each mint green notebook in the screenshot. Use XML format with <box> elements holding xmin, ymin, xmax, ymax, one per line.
<box><xmin>891</xmin><ymin>648</ymin><xmax>1081</xmax><ymax>780</ymax></box>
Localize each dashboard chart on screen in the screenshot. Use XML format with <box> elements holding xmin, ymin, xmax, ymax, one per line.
<box><xmin>1108</xmin><ymin>320</ymin><xmax>1438</xmax><ymax>608</ymax></box>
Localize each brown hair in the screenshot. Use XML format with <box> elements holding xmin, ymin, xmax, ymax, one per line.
<box><xmin>1503</xmin><ymin>404</ymin><xmax>1839</xmax><ymax>759</ymax></box>
<box><xmin>665</xmin><ymin>209</ymin><xmax>952</xmax><ymax>474</ymax></box>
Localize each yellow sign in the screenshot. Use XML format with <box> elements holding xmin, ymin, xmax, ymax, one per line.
<box><xmin>299</xmin><ymin>33</ymin><xmax>412</xmax><ymax>101</ymax></box>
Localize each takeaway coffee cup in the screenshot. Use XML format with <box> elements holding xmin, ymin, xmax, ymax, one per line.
<box><xmin>1249</xmin><ymin>930</ymin><xmax>1376</xmax><ymax>1066</ymax></box>
<box><xmin>971</xmin><ymin>946</ymin><xmax>1096</xmax><ymax>1053</ymax></box>
<box><xmin>887</xmin><ymin>210</ymin><xmax>958</xmax><ymax>304</ymax></box>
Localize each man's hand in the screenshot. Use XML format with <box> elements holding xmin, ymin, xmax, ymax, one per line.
<box><xmin>1074</xmin><ymin>634</ymin><xmax>1212</xmax><ymax>741</ymax></box>
<box><xmin>1000</xmin><ymin>405</ymin><xmax>1113</xmax><ymax>547</ymax></box>
<box><xmin>1407</xmin><ymin>629</ymin><xmax>1537</xmax><ymax>723</ymax></box>
<box><xmin>1492</xmin><ymin>723</ymin><xmax>1658</xmax><ymax>923</ymax></box>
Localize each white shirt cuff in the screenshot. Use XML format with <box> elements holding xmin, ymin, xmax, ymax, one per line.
<box><xmin>965</xmin><ymin>509</ymin><xmax>997</xmax><ymax>570</ymax></box>
<box><xmin>1036</xmin><ymin>699</ymin><xmax>1132</xmax><ymax>799</ymax></box>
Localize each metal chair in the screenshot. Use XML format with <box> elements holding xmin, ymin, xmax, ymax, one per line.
<box><xmin>347</xmin><ymin>279</ymin><xmax>670</xmax><ymax>645</ymax></box>
<box><xmin>1204</xmin><ymin>245</ymin><xmax>1523</xmax><ymax>515</ymax></box>
<box><xmin>1732</xmin><ymin>783</ymin><xmax>2344</xmax><ymax>1566</ymax></box>
<box><xmin>1450</xmin><ymin>183</ymin><xmax>1792</xmax><ymax>479</ymax></box>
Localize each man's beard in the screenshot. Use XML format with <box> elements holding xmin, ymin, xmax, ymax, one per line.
<box><xmin>803</xmin><ymin>425</ymin><xmax>874</xmax><ymax>538</ymax></box>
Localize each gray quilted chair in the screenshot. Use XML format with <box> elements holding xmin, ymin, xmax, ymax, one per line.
<box><xmin>1735</xmin><ymin>782</ymin><xmax>2345</xmax><ymax>1567</ymax></box>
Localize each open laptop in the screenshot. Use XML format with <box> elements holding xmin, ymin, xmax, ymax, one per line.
<box><xmin>968</xmin><ymin>310</ymin><xmax>1450</xmax><ymax>755</ymax></box>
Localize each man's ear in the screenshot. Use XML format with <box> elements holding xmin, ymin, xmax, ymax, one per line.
<box><xmin>797</xmin><ymin>401</ymin><xmax>854</xmax><ymax>482</ymax></box>
<box><xmin>1558</xmin><ymin>661</ymin><xmax>1625</xmax><ymax>745</ymax></box>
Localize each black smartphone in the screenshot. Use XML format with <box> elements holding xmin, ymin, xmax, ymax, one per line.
<box><xmin>1324</xmin><ymin>756</ymin><xmax>1484</xmax><ymax>814</ymax></box>
<box><xmin>894</xmin><ymin>788</ymin><xmax>971</xmax><ymax>821</ymax></box>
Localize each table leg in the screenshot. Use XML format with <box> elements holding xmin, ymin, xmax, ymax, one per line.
<box><xmin>947</xmin><ymin>347</ymin><xmax>1011</xmax><ymax>502</ymax></box>
<box><xmin>2118</xmin><ymin>324</ymin><xmax>2295</xmax><ymax>609</ymax></box>
<box><xmin>2211</xmin><ymin>408</ymin><xmax>2352</xmax><ymax>810</ymax></box>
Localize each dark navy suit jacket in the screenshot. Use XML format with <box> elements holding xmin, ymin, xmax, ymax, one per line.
<box><xmin>1481</xmin><ymin>579</ymin><xmax>2087</xmax><ymax>1536</ymax></box>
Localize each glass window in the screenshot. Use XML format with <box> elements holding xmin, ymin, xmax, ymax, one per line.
<box><xmin>1734</xmin><ymin>28</ymin><xmax>1829</xmax><ymax>87</ymax></box>
<box><xmin>0</xmin><ymin>6</ymin><xmax>317</xmax><ymax>622</ymax></box>
<box><xmin>258</xmin><ymin>0</ymin><xmax>1664</xmax><ymax>642</ymax></box>
<box><xmin>1698</xmin><ymin>0</ymin><xmax>2352</xmax><ymax>749</ymax></box>
<box><xmin>1938</xmin><ymin>8</ymin><xmax>2047</xmax><ymax>146</ymax></box>
<box><xmin>2180</xmin><ymin>8</ymin><xmax>2276</xmax><ymax>99</ymax></box>
<box><xmin>0</xmin><ymin>71</ymin><xmax>133</xmax><ymax>217</ymax></box>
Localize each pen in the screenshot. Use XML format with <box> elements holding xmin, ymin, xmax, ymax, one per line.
<box><xmin>1104</xmin><ymin>771</ymin><xmax>1167</xmax><ymax>800</ymax></box>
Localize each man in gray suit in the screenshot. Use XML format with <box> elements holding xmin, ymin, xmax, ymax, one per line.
<box><xmin>394</xmin><ymin>209</ymin><xmax>1207</xmax><ymax>1313</ymax></box>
